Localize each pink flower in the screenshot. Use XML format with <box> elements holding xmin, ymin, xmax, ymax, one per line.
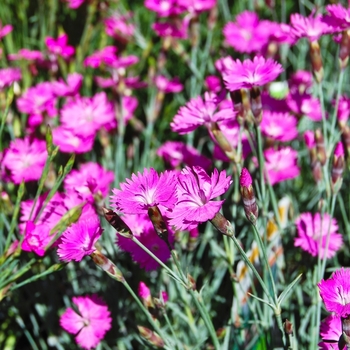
<box><xmin>60</xmin><ymin>92</ymin><xmax>116</xmax><ymax>137</ymax></box>
<box><xmin>21</xmin><ymin>221</ymin><xmax>52</xmax><ymax>256</ymax></box>
<box><xmin>51</xmin><ymin>72</ymin><xmax>83</xmax><ymax>97</ymax></box>
<box><xmin>0</xmin><ymin>67</ymin><xmax>21</xmax><ymax>90</ymax></box>
<box><xmin>304</xmin><ymin>130</ymin><xmax>316</xmax><ymax>149</ymax></box>
<box><xmin>289</xmin><ymin>70</ymin><xmax>313</xmax><ymax>94</ymax></box>
<box><xmin>45</xmin><ymin>34</ymin><xmax>75</xmax><ymax>59</ymax></box>
<box><xmin>336</xmin><ymin>95</ymin><xmax>350</xmax><ymax>126</ymax></box>
<box><xmin>325</xmin><ymin>4</ymin><xmax>350</xmax><ymax>31</ymax></box>
<box><xmin>221</xmin><ymin>56</ymin><xmax>283</xmax><ymax>92</ymax></box>
<box><xmin>121</xmin><ymin>95</ymin><xmax>138</xmax><ymax>124</ymax></box>
<box><xmin>2</xmin><ymin>137</ymin><xmax>47</xmax><ymax>184</ymax></box>
<box><xmin>169</xmin><ymin>166</ymin><xmax>232</xmax><ymax>231</ymax></box>
<box><xmin>117</xmin><ymin>213</ymin><xmax>173</xmax><ymax>270</ymax></box>
<box><xmin>17</xmin><ymin>82</ymin><xmax>57</xmax><ymax>127</ymax></box>
<box><xmin>264</xmin><ymin>147</ymin><xmax>300</xmax><ymax>185</ymax></box>
<box><xmin>8</xmin><ymin>48</ymin><xmax>44</xmax><ymax>62</ymax></box>
<box><xmin>290</xmin><ymin>12</ymin><xmax>331</xmax><ymax>42</ymax></box>
<box><xmin>104</xmin><ymin>12</ymin><xmax>135</xmax><ymax>41</ymax></box>
<box><xmin>0</xmin><ymin>22</ymin><xmax>13</xmax><ymax>40</ymax></box>
<box><xmin>286</xmin><ymin>92</ymin><xmax>322</xmax><ymax>121</ymax></box>
<box><xmin>205</xmin><ymin>75</ymin><xmax>222</xmax><ymax>93</ymax></box>
<box><xmin>152</xmin><ymin>20</ymin><xmax>189</xmax><ymax>39</ymax></box>
<box><xmin>171</xmin><ymin>92</ymin><xmax>236</xmax><ymax>134</ymax></box>
<box><xmin>295</xmin><ymin>213</ymin><xmax>343</xmax><ymax>259</ymax></box>
<box><xmin>177</xmin><ymin>0</ymin><xmax>216</xmax><ymax>14</ymax></box>
<box><xmin>145</xmin><ymin>0</ymin><xmax>184</xmax><ymax>17</ymax></box>
<box><xmin>52</xmin><ymin>127</ymin><xmax>95</xmax><ymax>154</ymax></box>
<box><xmin>240</xmin><ymin>168</ymin><xmax>252</xmax><ymax>187</ymax></box>
<box><xmin>57</xmin><ymin>217</ymin><xmax>103</xmax><ymax>262</ymax></box>
<box><xmin>64</xmin><ymin>162</ymin><xmax>114</xmax><ymax>203</ymax></box>
<box><xmin>223</xmin><ymin>11</ymin><xmax>267</xmax><ymax>53</ymax></box>
<box><xmin>65</xmin><ymin>0</ymin><xmax>85</xmax><ymax>8</ymax></box>
<box><xmin>155</xmin><ymin>75</ymin><xmax>183</xmax><ymax>93</ymax></box>
<box><xmin>319</xmin><ymin>314</ymin><xmax>342</xmax><ymax>350</ymax></box>
<box><xmin>60</xmin><ymin>295</ymin><xmax>112</xmax><ymax>350</ymax></box>
<box><xmin>84</xmin><ymin>46</ymin><xmax>118</xmax><ymax>68</ymax></box>
<box><xmin>157</xmin><ymin>141</ymin><xmax>211</xmax><ymax>170</ymax></box>
<box><xmin>111</xmin><ymin>168</ymin><xmax>177</xmax><ymax>215</ymax></box>
<box><xmin>138</xmin><ymin>281</ymin><xmax>151</xmax><ymax>299</ymax></box>
<box><xmin>318</xmin><ymin>268</ymin><xmax>350</xmax><ymax>317</ymax></box>
<box><xmin>260</xmin><ymin>111</ymin><xmax>298</xmax><ymax>142</ymax></box>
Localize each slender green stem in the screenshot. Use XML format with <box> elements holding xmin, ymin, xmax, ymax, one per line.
<box><xmin>317</xmin><ymin>82</ymin><xmax>328</xmax><ymax>150</ymax></box>
<box><xmin>255</xmin><ymin>125</ymin><xmax>266</xmax><ymax>204</ymax></box>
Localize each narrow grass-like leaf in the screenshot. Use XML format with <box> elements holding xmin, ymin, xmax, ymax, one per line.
<box><xmin>277</xmin><ymin>274</ymin><xmax>303</xmax><ymax>306</ymax></box>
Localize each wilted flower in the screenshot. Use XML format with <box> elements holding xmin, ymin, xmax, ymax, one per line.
<box><xmin>60</xmin><ymin>295</ymin><xmax>112</xmax><ymax>350</ymax></box>
<box><xmin>295</xmin><ymin>212</ymin><xmax>343</xmax><ymax>259</ymax></box>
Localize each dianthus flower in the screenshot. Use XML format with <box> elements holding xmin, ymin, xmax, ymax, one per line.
<box><xmin>325</xmin><ymin>4</ymin><xmax>350</xmax><ymax>31</ymax></box>
<box><xmin>336</xmin><ymin>95</ymin><xmax>350</xmax><ymax>128</ymax></box>
<box><xmin>295</xmin><ymin>213</ymin><xmax>342</xmax><ymax>259</ymax></box>
<box><xmin>205</xmin><ymin>75</ymin><xmax>222</xmax><ymax>93</ymax></box>
<box><xmin>286</xmin><ymin>92</ymin><xmax>322</xmax><ymax>121</ymax></box>
<box><xmin>111</xmin><ymin>168</ymin><xmax>177</xmax><ymax>215</ymax></box>
<box><xmin>51</xmin><ymin>72</ymin><xmax>83</xmax><ymax>97</ymax></box>
<box><xmin>57</xmin><ymin>217</ymin><xmax>103</xmax><ymax>262</ymax></box>
<box><xmin>177</xmin><ymin>0</ymin><xmax>216</xmax><ymax>15</ymax></box>
<box><xmin>64</xmin><ymin>162</ymin><xmax>114</xmax><ymax>203</ymax></box>
<box><xmin>60</xmin><ymin>92</ymin><xmax>116</xmax><ymax>137</ymax></box>
<box><xmin>171</xmin><ymin>92</ymin><xmax>235</xmax><ymax>134</ymax></box>
<box><xmin>60</xmin><ymin>295</ymin><xmax>112</xmax><ymax>350</ymax></box>
<box><xmin>144</xmin><ymin>0</ymin><xmax>184</xmax><ymax>17</ymax></box>
<box><xmin>169</xmin><ymin>166</ymin><xmax>232</xmax><ymax>231</ymax></box>
<box><xmin>264</xmin><ymin>147</ymin><xmax>300</xmax><ymax>185</ymax></box>
<box><xmin>152</xmin><ymin>19</ymin><xmax>189</xmax><ymax>39</ymax></box>
<box><xmin>157</xmin><ymin>141</ymin><xmax>211</xmax><ymax>170</ymax></box>
<box><xmin>221</xmin><ymin>56</ymin><xmax>283</xmax><ymax>92</ymax></box>
<box><xmin>260</xmin><ymin>111</ymin><xmax>298</xmax><ymax>142</ymax></box>
<box><xmin>290</xmin><ymin>12</ymin><xmax>331</xmax><ymax>42</ymax></box>
<box><xmin>2</xmin><ymin>137</ymin><xmax>47</xmax><ymax>184</ymax></box>
<box><xmin>52</xmin><ymin>127</ymin><xmax>95</xmax><ymax>154</ymax></box>
<box><xmin>116</xmin><ymin>213</ymin><xmax>173</xmax><ymax>270</ymax></box>
<box><xmin>16</xmin><ymin>82</ymin><xmax>57</xmax><ymax>127</ymax></box>
<box><xmin>319</xmin><ymin>314</ymin><xmax>342</xmax><ymax>350</ymax></box>
<box><xmin>155</xmin><ymin>75</ymin><xmax>183</xmax><ymax>93</ymax></box>
<box><xmin>0</xmin><ymin>67</ymin><xmax>21</xmax><ymax>90</ymax></box>
<box><xmin>7</xmin><ymin>48</ymin><xmax>44</xmax><ymax>62</ymax></box>
<box><xmin>21</xmin><ymin>221</ymin><xmax>52</xmax><ymax>256</ymax></box>
<box><xmin>64</xmin><ymin>0</ymin><xmax>85</xmax><ymax>9</ymax></box>
<box><xmin>83</xmin><ymin>46</ymin><xmax>118</xmax><ymax>68</ymax></box>
<box><xmin>289</xmin><ymin>70</ymin><xmax>313</xmax><ymax>94</ymax></box>
<box><xmin>104</xmin><ymin>12</ymin><xmax>135</xmax><ymax>42</ymax></box>
<box><xmin>45</xmin><ymin>34</ymin><xmax>75</xmax><ymax>59</ymax></box>
<box><xmin>0</xmin><ymin>22</ymin><xmax>13</xmax><ymax>40</ymax></box>
<box><xmin>319</xmin><ymin>268</ymin><xmax>350</xmax><ymax>317</ymax></box>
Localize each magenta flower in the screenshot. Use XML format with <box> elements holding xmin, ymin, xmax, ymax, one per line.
<box><xmin>325</xmin><ymin>4</ymin><xmax>350</xmax><ymax>31</ymax></box>
<box><xmin>45</xmin><ymin>33</ymin><xmax>75</xmax><ymax>59</ymax></box>
<box><xmin>139</xmin><ymin>281</ymin><xmax>151</xmax><ymax>300</ymax></box>
<box><xmin>8</xmin><ymin>48</ymin><xmax>44</xmax><ymax>62</ymax></box>
<box><xmin>121</xmin><ymin>95</ymin><xmax>138</xmax><ymax>124</ymax></box>
<box><xmin>64</xmin><ymin>0</ymin><xmax>85</xmax><ymax>8</ymax></box>
<box><xmin>289</xmin><ymin>70</ymin><xmax>313</xmax><ymax>94</ymax></box>
<box><xmin>177</xmin><ymin>0</ymin><xmax>216</xmax><ymax>14</ymax></box>
<box><xmin>60</xmin><ymin>92</ymin><xmax>116</xmax><ymax>137</ymax></box>
<box><xmin>155</xmin><ymin>75</ymin><xmax>183</xmax><ymax>93</ymax></box>
<box><xmin>260</xmin><ymin>111</ymin><xmax>298</xmax><ymax>142</ymax></box>
<box><xmin>319</xmin><ymin>314</ymin><xmax>342</xmax><ymax>350</ymax></box>
<box><xmin>157</xmin><ymin>141</ymin><xmax>211</xmax><ymax>170</ymax></box>
<box><xmin>84</xmin><ymin>46</ymin><xmax>118</xmax><ymax>68</ymax></box>
<box><xmin>116</xmin><ymin>213</ymin><xmax>173</xmax><ymax>270</ymax></box>
<box><xmin>290</xmin><ymin>12</ymin><xmax>331</xmax><ymax>42</ymax></box>
<box><xmin>152</xmin><ymin>20</ymin><xmax>189</xmax><ymax>39</ymax></box>
<box><xmin>51</xmin><ymin>72</ymin><xmax>83</xmax><ymax>97</ymax></box>
<box><xmin>52</xmin><ymin>126</ymin><xmax>95</xmax><ymax>154</ymax></box>
<box><xmin>304</xmin><ymin>130</ymin><xmax>316</xmax><ymax>149</ymax></box>
<box><xmin>57</xmin><ymin>218</ymin><xmax>103</xmax><ymax>262</ymax></box>
<box><xmin>145</xmin><ymin>0</ymin><xmax>184</xmax><ymax>17</ymax></box>
<box><xmin>60</xmin><ymin>295</ymin><xmax>112</xmax><ymax>350</ymax></box>
<box><xmin>168</xmin><ymin>166</ymin><xmax>232</xmax><ymax>231</ymax></box>
<box><xmin>295</xmin><ymin>213</ymin><xmax>343</xmax><ymax>259</ymax></box>
<box><xmin>17</xmin><ymin>82</ymin><xmax>57</xmax><ymax>127</ymax></box>
<box><xmin>2</xmin><ymin>137</ymin><xmax>47</xmax><ymax>184</ymax></box>
<box><xmin>264</xmin><ymin>147</ymin><xmax>300</xmax><ymax>185</ymax></box>
<box><xmin>64</xmin><ymin>162</ymin><xmax>114</xmax><ymax>203</ymax></box>
<box><xmin>111</xmin><ymin>168</ymin><xmax>177</xmax><ymax>215</ymax></box>
<box><xmin>0</xmin><ymin>22</ymin><xmax>13</xmax><ymax>40</ymax></box>
<box><xmin>171</xmin><ymin>92</ymin><xmax>236</xmax><ymax>134</ymax></box>
<box><xmin>221</xmin><ymin>56</ymin><xmax>283</xmax><ymax>92</ymax></box>
<box><xmin>336</xmin><ymin>95</ymin><xmax>350</xmax><ymax>126</ymax></box>
<box><xmin>0</xmin><ymin>67</ymin><xmax>21</xmax><ymax>90</ymax></box>
<box><xmin>104</xmin><ymin>12</ymin><xmax>135</xmax><ymax>42</ymax></box>
<box><xmin>21</xmin><ymin>221</ymin><xmax>52</xmax><ymax>256</ymax></box>
<box><xmin>319</xmin><ymin>268</ymin><xmax>350</xmax><ymax>317</ymax></box>
<box><xmin>286</xmin><ymin>92</ymin><xmax>322</xmax><ymax>121</ymax></box>
<box><xmin>205</xmin><ymin>75</ymin><xmax>222</xmax><ymax>93</ymax></box>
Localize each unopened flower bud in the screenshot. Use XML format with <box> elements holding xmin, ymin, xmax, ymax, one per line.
<box><xmin>331</xmin><ymin>142</ymin><xmax>345</xmax><ymax>193</ymax></box>
<box><xmin>315</xmin><ymin>129</ymin><xmax>327</xmax><ymax>166</ymax></box>
<box><xmin>103</xmin><ymin>208</ymin><xmax>133</xmax><ymax>239</ymax></box>
<box><xmin>211</xmin><ymin>123</ymin><xmax>238</xmax><ymax>162</ymax></box>
<box><xmin>148</xmin><ymin>205</ymin><xmax>172</xmax><ymax>251</ymax></box>
<box><xmin>239</xmin><ymin>168</ymin><xmax>258</xmax><ymax>225</ymax></box>
<box><xmin>342</xmin><ymin>125</ymin><xmax>350</xmax><ymax>159</ymax></box>
<box><xmin>187</xmin><ymin>227</ymin><xmax>199</xmax><ymax>251</ymax></box>
<box><xmin>283</xmin><ymin>319</ymin><xmax>294</xmax><ymax>336</ymax></box>
<box><xmin>310</xmin><ymin>41</ymin><xmax>323</xmax><ymax>83</ymax></box>
<box><xmin>339</xmin><ymin>30</ymin><xmax>350</xmax><ymax>70</ymax></box>
<box><xmin>137</xmin><ymin>326</ymin><xmax>164</xmax><ymax>348</ymax></box>
<box><xmin>138</xmin><ymin>282</ymin><xmax>154</xmax><ymax>309</ymax></box>
<box><xmin>187</xmin><ymin>273</ymin><xmax>196</xmax><ymax>291</ymax></box>
<box><xmin>210</xmin><ymin>212</ymin><xmax>235</xmax><ymax>236</ymax></box>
